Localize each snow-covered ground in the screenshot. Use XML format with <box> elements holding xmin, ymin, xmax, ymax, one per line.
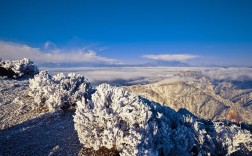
<box><xmin>1</xmin><ymin>76</ymin><xmax>251</xmax><ymax>155</ymax></box>
<box><xmin>0</xmin><ymin>77</ymin><xmax>82</xmax><ymax>155</ymax></box>
<box><xmin>1</xmin><ymin>59</ymin><xmax>252</xmax><ymax>155</ymax></box>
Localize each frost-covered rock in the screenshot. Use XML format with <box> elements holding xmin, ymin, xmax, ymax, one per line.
<box><xmin>74</xmin><ymin>84</ymin><xmax>252</xmax><ymax>156</ymax></box>
<box><xmin>0</xmin><ymin>58</ymin><xmax>39</xmax><ymax>78</ymax></box>
<box><xmin>214</xmin><ymin>122</ymin><xmax>252</xmax><ymax>155</ymax></box>
<box><xmin>29</xmin><ymin>71</ymin><xmax>93</xmax><ymax>112</ymax></box>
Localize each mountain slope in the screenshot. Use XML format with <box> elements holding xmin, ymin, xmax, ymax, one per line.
<box><xmin>1</xmin><ymin>59</ymin><xmax>252</xmax><ymax>155</ymax></box>
<box><xmin>0</xmin><ymin>73</ymin><xmax>252</xmax><ymax>155</ymax></box>
<box><xmin>124</xmin><ymin>71</ymin><xmax>252</xmax><ymax>123</ymax></box>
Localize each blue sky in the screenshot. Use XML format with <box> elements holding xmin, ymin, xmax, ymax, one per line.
<box><xmin>0</xmin><ymin>0</ymin><xmax>252</xmax><ymax>66</ymax></box>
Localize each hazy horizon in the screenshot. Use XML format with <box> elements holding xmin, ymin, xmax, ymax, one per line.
<box><xmin>44</xmin><ymin>66</ymin><xmax>252</xmax><ymax>86</ymax></box>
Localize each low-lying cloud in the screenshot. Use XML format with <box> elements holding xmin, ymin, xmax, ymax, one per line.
<box><xmin>0</xmin><ymin>40</ymin><xmax>120</xmax><ymax>64</ymax></box>
<box><xmin>46</xmin><ymin>67</ymin><xmax>252</xmax><ymax>86</ymax></box>
<box><xmin>142</xmin><ymin>54</ymin><xmax>199</xmax><ymax>62</ymax></box>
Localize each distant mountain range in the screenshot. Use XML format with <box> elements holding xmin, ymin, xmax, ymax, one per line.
<box><xmin>124</xmin><ymin>71</ymin><xmax>252</xmax><ymax>124</ymax></box>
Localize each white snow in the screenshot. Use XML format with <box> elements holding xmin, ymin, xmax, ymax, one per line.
<box><xmin>0</xmin><ymin>58</ymin><xmax>251</xmax><ymax>155</ymax></box>
<box><xmin>74</xmin><ymin>84</ymin><xmax>151</xmax><ymax>155</ymax></box>
<box><xmin>74</xmin><ymin>84</ymin><xmax>252</xmax><ymax>155</ymax></box>
<box><xmin>214</xmin><ymin>122</ymin><xmax>252</xmax><ymax>155</ymax></box>
<box><xmin>0</xmin><ymin>58</ymin><xmax>39</xmax><ymax>78</ymax></box>
<box><xmin>29</xmin><ymin>71</ymin><xmax>93</xmax><ymax>111</ymax></box>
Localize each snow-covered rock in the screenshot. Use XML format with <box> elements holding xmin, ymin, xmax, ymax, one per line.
<box><xmin>0</xmin><ymin>58</ymin><xmax>39</xmax><ymax>78</ymax></box>
<box><xmin>214</xmin><ymin>122</ymin><xmax>252</xmax><ymax>155</ymax></box>
<box><xmin>74</xmin><ymin>84</ymin><xmax>252</xmax><ymax>155</ymax></box>
<box><xmin>29</xmin><ymin>71</ymin><xmax>93</xmax><ymax>112</ymax></box>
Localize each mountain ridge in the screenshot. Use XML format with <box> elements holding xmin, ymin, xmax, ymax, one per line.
<box><xmin>124</xmin><ymin>71</ymin><xmax>252</xmax><ymax>124</ymax></box>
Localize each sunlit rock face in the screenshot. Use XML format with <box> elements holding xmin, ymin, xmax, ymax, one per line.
<box><xmin>124</xmin><ymin>71</ymin><xmax>252</xmax><ymax>124</ymax></box>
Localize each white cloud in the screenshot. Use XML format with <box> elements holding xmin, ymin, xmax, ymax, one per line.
<box><xmin>0</xmin><ymin>40</ymin><xmax>120</xmax><ymax>64</ymax></box>
<box><xmin>142</xmin><ymin>54</ymin><xmax>199</xmax><ymax>62</ymax></box>
<box><xmin>46</xmin><ymin>67</ymin><xmax>252</xmax><ymax>86</ymax></box>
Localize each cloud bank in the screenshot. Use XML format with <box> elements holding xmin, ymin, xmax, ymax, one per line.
<box><xmin>47</xmin><ymin>67</ymin><xmax>252</xmax><ymax>86</ymax></box>
<box><xmin>0</xmin><ymin>40</ymin><xmax>120</xmax><ymax>64</ymax></box>
<box><xmin>142</xmin><ymin>54</ymin><xmax>199</xmax><ymax>62</ymax></box>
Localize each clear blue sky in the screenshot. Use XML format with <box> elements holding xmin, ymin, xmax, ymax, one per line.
<box><xmin>0</xmin><ymin>0</ymin><xmax>252</xmax><ymax>66</ymax></box>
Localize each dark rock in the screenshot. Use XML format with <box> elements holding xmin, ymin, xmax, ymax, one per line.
<box><xmin>0</xmin><ymin>67</ymin><xmax>17</xmax><ymax>78</ymax></box>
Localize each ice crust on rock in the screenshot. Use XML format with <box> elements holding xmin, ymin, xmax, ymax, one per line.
<box><xmin>0</xmin><ymin>58</ymin><xmax>39</xmax><ymax>78</ymax></box>
<box><xmin>74</xmin><ymin>84</ymin><xmax>252</xmax><ymax>156</ymax></box>
<box><xmin>29</xmin><ymin>71</ymin><xmax>93</xmax><ymax>112</ymax></box>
